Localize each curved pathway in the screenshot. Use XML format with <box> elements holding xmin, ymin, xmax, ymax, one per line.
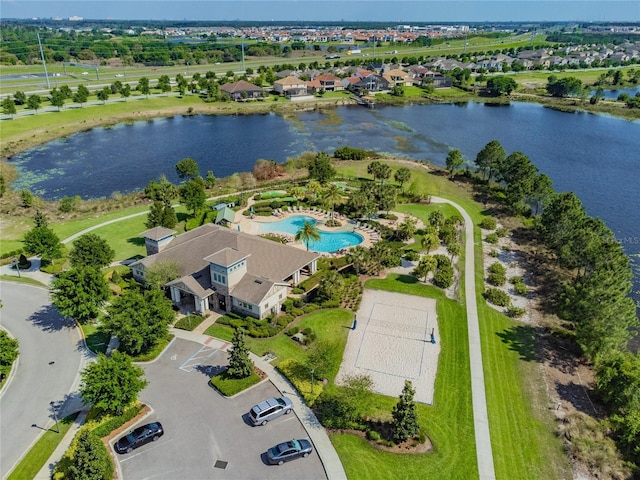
<box><xmin>434</xmin><ymin>196</ymin><xmax>496</xmax><ymax>480</ymax></box>
<box><xmin>0</xmin><ymin>282</ymin><xmax>91</xmax><ymax>479</ymax></box>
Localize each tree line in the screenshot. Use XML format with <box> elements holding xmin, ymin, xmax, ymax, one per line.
<box><xmin>473</xmin><ymin>139</ymin><xmax>640</xmax><ymax>468</ymax></box>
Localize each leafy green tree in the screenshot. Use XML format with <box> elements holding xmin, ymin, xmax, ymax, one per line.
<box><xmin>146</xmin><ymin>200</ymin><xmax>177</xmax><ymax>229</ymax></box>
<box><xmin>295</xmin><ymin>220</ymin><xmax>321</xmax><ymax>251</ymax></box>
<box><xmin>179</xmin><ymin>178</ymin><xmax>206</xmax><ymax>214</ymax></box>
<box><xmin>69</xmin><ymin>429</ymin><xmax>113</xmax><ymax>480</ymax></box>
<box><xmin>308</xmin><ymin>152</ymin><xmax>336</xmax><ymax>184</ymax></box>
<box><xmin>59</xmin><ymin>85</ymin><xmax>72</xmax><ymax>98</ymax></box>
<box><xmin>306</xmin><ymin>339</ymin><xmax>342</xmax><ymax>381</ymax></box>
<box><xmin>51</xmin><ymin>267</ymin><xmax>109</xmax><ymax>323</ymax></box>
<box><xmin>428</xmin><ymin>210</ymin><xmax>445</xmax><ymax>229</ymax></box>
<box><xmin>546</xmin><ymin>75</ymin><xmax>583</xmax><ymax>97</ymax></box>
<box><xmin>497</xmin><ymin>151</ymin><xmax>539</xmax><ymax>211</ymax></box>
<box><xmin>157</xmin><ymin>74</ymin><xmax>171</xmax><ymax>94</ymax></box>
<box><xmin>2</xmin><ymin>97</ymin><xmax>17</xmax><ymax>117</ymax></box>
<box><xmin>227</xmin><ymin>328</ymin><xmax>253</xmax><ymax>378</ymax></box>
<box><xmin>23</xmin><ymin>225</ymin><xmax>61</xmax><ymax>259</ymax></box>
<box><xmin>96</xmin><ymin>87</ymin><xmax>110</xmax><ymax>104</ymax></box>
<box><xmin>20</xmin><ymin>189</ymin><xmax>33</xmax><ymax>207</ymax></box>
<box><xmin>73</xmin><ymin>84</ymin><xmax>89</xmax><ymax>106</ymax></box>
<box><xmin>204</xmin><ymin>170</ymin><xmax>216</xmax><ymax>188</ymax></box>
<box><xmin>394</xmin><ymin>167</ymin><xmax>411</xmax><ymax>189</ymax></box>
<box><xmin>528</xmin><ymin>173</ymin><xmax>554</xmax><ymax>215</ymax></box>
<box><xmin>13</xmin><ymin>91</ymin><xmax>27</xmax><ymax>105</ymax></box>
<box><xmin>69</xmin><ymin>233</ymin><xmax>115</xmax><ymax>269</ymax></box>
<box><xmin>445</xmin><ymin>149</ymin><xmax>465</xmax><ymax>176</ymax></box>
<box><xmin>79</xmin><ymin>350</ymin><xmax>147</xmax><ymax>416</ymax></box>
<box><xmin>396</xmin><ymin>217</ymin><xmax>417</xmax><ymax>241</ymax></box>
<box><xmin>317</xmin><ymin>270</ymin><xmax>344</xmax><ymax>302</ymax></box>
<box><xmin>486</xmin><ymin>76</ymin><xmax>518</xmax><ymax>96</ymax></box>
<box><xmin>137</xmin><ymin>76</ymin><xmax>150</xmax><ymax>97</ymax></box>
<box><xmin>590</xmin><ymin>87</ymin><xmax>605</xmax><ymax>105</ymax></box>
<box><xmin>144</xmin><ymin>175</ymin><xmax>177</xmax><ymax>202</ymax></box>
<box><xmin>0</xmin><ymin>330</ymin><xmax>19</xmax><ymax>367</ymax></box>
<box><xmin>144</xmin><ymin>259</ymin><xmax>180</xmax><ymax>290</ymax></box>
<box><xmin>49</xmin><ymin>88</ymin><xmax>65</xmax><ymax>111</ymax></box>
<box><xmin>26</xmin><ymin>94</ymin><xmax>41</xmax><ymax>112</ymax></box>
<box><xmin>322</xmin><ymin>184</ymin><xmax>343</xmax><ymax>220</ymax></box>
<box><xmin>446</xmin><ymin>241</ymin><xmax>462</xmax><ymax>261</ymax></box>
<box><xmin>475</xmin><ymin>139</ymin><xmax>506</xmax><ymax>182</ymax></box>
<box><xmin>175</xmin><ymin>157</ymin><xmax>200</xmax><ymax>180</ymax></box>
<box><xmin>392</xmin><ymin>380</ymin><xmax>419</xmax><ymax>443</ymax></box>
<box><xmin>121</xmin><ymin>83</ymin><xmax>131</xmax><ymax>101</ymax></box>
<box><xmin>539</xmin><ymin>192</ymin><xmax>586</xmax><ymax>257</ymax></box>
<box><xmin>413</xmin><ymin>255</ymin><xmax>437</xmax><ymax>282</ymax></box>
<box><xmin>33</xmin><ymin>209</ymin><xmax>48</xmax><ymax>227</ymax></box>
<box><xmin>103</xmin><ymin>288</ymin><xmax>175</xmax><ymax>356</ymax></box>
<box><xmin>421</xmin><ymin>233</ymin><xmax>440</xmax><ymax>253</ymax></box>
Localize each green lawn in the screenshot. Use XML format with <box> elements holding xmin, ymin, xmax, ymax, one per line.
<box><xmin>81</xmin><ymin>322</ymin><xmax>110</xmax><ymax>355</ymax></box>
<box><xmin>205</xmin><ymin>309</ymin><xmax>354</xmax><ymax>368</ymax></box>
<box><xmin>7</xmin><ymin>413</ymin><xmax>78</xmax><ymax>480</ymax></box>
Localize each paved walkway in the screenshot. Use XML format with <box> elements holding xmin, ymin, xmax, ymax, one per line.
<box><xmin>434</xmin><ymin>197</ymin><xmax>496</xmax><ymax>480</ymax></box>
<box><xmin>170</xmin><ymin>328</ymin><xmax>348</xmax><ymax>480</ymax></box>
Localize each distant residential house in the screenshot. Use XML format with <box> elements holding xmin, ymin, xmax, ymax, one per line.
<box><xmin>220</xmin><ymin>80</ymin><xmax>264</xmax><ymax>101</ymax></box>
<box><xmin>382</xmin><ymin>68</ymin><xmax>412</xmax><ymax>87</ymax></box>
<box><xmin>307</xmin><ymin>73</ymin><xmax>343</xmax><ymax>92</ymax></box>
<box><xmin>407</xmin><ymin>66</ymin><xmax>452</xmax><ymax>88</ymax></box>
<box><xmin>348</xmin><ymin>74</ymin><xmax>390</xmax><ymax>96</ymax></box>
<box><xmin>273</xmin><ymin>76</ymin><xmax>308</xmax><ymax>97</ymax></box>
<box><xmin>130</xmin><ymin>224</ymin><xmax>319</xmax><ymax>318</ymax></box>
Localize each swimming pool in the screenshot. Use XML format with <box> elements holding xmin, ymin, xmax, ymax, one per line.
<box><xmin>256</xmin><ymin>215</ymin><xmax>363</xmax><ymax>253</ymax></box>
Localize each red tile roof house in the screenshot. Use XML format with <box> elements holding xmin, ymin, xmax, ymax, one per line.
<box><xmin>130</xmin><ymin>225</ymin><xmax>319</xmax><ymax>318</ymax></box>
<box><xmin>308</xmin><ymin>73</ymin><xmax>344</xmax><ymax>93</ymax></box>
<box><xmin>220</xmin><ymin>80</ymin><xmax>265</xmax><ymax>101</ymax></box>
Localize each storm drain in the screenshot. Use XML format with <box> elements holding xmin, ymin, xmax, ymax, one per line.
<box><xmin>213</xmin><ymin>460</ymin><xmax>228</xmax><ymax>470</ymax></box>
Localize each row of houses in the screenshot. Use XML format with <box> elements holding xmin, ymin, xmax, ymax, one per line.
<box><xmin>221</xmin><ymin>64</ymin><xmax>452</xmax><ymax>100</ymax></box>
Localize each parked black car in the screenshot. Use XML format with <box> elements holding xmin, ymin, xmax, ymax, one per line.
<box><xmin>115</xmin><ymin>422</ymin><xmax>164</xmax><ymax>454</ymax></box>
<box><xmin>266</xmin><ymin>438</ymin><xmax>313</xmax><ymax>465</ymax></box>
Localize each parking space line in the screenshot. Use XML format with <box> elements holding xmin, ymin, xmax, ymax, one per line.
<box><xmin>179</xmin><ymin>345</ymin><xmax>218</xmax><ymax>372</ymax></box>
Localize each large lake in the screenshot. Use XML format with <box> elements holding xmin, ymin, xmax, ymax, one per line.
<box><xmin>6</xmin><ymin>101</ymin><xmax>640</xmax><ymax>292</ymax></box>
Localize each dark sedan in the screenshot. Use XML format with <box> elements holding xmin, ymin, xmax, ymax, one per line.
<box><xmin>266</xmin><ymin>438</ymin><xmax>313</xmax><ymax>465</ymax></box>
<box><xmin>115</xmin><ymin>422</ymin><xmax>164</xmax><ymax>454</ymax></box>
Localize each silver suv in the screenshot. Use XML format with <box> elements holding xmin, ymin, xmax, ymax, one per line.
<box><xmin>249</xmin><ymin>396</ymin><xmax>293</xmax><ymax>426</ymax></box>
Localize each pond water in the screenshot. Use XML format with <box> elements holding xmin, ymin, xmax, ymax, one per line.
<box><xmin>6</xmin><ymin>101</ymin><xmax>640</xmax><ymax>292</ymax></box>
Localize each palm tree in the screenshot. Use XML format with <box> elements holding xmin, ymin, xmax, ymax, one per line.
<box><xmin>295</xmin><ymin>221</ymin><xmax>321</xmax><ymax>251</ymax></box>
<box><xmin>322</xmin><ymin>184</ymin><xmax>343</xmax><ymax>221</ymax></box>
<box><xmin>397</xmin><ymin>217</ymin><xmax>417</xmax><ymax>241</ymax></box>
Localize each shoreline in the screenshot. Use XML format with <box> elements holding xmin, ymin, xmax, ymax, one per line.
<box><xmin>2</xmin><ymin>90</ymin><xmax>638</xmax><ymax>162</ymax></box>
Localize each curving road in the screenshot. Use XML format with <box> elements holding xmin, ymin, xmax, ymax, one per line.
<box><xmin>0</xmin><ymin>282</ymin><xmax>90</xmax><ymax>479</ymax></box>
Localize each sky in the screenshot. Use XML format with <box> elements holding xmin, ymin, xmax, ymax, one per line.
<box><xmin>1</xmin><ymin>0</ymin><xmax>639</xmax><ymax>23</ymax></box>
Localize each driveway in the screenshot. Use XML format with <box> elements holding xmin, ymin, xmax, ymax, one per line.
<box><xmin>0</xmin><ymin>282</ymin><xmax>89</xmax><ymax>479</ymax></box>
<box><xmin>117</xmin><ymin>338</ymin><xmax>326</xmax><ymax>480</ymax></box>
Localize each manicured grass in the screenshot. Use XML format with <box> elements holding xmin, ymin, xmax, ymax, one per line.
<box><xmin>7</xmin><ymin>413</ymin><xmax>78</xmax><ymax>480</ymax></box>
<box><xmin>209</xmin><ymin>370</ymin><xmax>261</xmax><ymax>397</ymax></box>
<box><xmin>81</xmin><ymin>322</ymin><xmax>110</xmax><ymax>355</ymax></box>
<box><xmin>132</xmin><ymin>335</ymin><xmax>174</xmax><ymax>362</ymax></box>
<box><xmin>205</xmin><ymin>309</ymin><xmax>354</xmax><ymax>369</ymax></box>
<box><xmin>174</xmin><ymin>314</ymin><xmax>206</xmax><ymax>331</ymax></box>
<box><xmin>331</xmin><ymin>274</ymin><xmax>475</xmax><ymax>480</ymax></box>
<box><xmin>78</xmin><ymin>214</ymin><xmax>149</xmax><ymax>261</ymax></box>
<box><xmin>479</xmin><ymin>304</ymin><xmax>570</xmax><ymax>479</ymax></box>
<box><xmin>0</xmin><ymin>275</ymin><xmax>47</xmax><ymax>288</ymax></box>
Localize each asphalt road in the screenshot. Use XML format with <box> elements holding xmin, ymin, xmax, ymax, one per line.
<box><xmin>0</xmin><ymin>282</ymin><xmax>88</xmax><ymax>479</ymax></box>
<box><xmin>117</xmin><ymin>338</ymin><xmax>326</xmax><ymax>480</ymax></box>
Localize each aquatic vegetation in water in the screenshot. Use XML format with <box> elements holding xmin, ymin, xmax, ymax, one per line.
<box><xmin>388</xmin><ymin>120</ymin><xmax>414</xmax><ymax>132</ymax></box>
<box><xmin>391</xmin><ymin>135</ymin><xmax>421</xmax><ymax>153</ymax></box>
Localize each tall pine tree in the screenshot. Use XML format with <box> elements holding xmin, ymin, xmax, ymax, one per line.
<box><xmin>227</xmin><ymin>328</ymin><xmax>253</xmax><ymax>378</ymax></box>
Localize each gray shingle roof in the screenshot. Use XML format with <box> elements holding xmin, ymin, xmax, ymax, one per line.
<box><xmin>140</xmin><ymin>226</ymin><xmax>176</xmax><ymax>241</ymax></box>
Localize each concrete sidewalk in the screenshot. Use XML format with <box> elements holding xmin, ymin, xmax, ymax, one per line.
<box><xmin>33</xmin><ymin>410</ymin><xmax>89</xmax><ymax>480</ymax></box>
<box><xmin>170</xmin><ymin>328</ymin><xmax>348</xmax><ymax>480</ymax></box>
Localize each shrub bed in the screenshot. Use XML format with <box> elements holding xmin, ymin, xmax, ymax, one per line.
<box><xmin>210</xmin><ymin>369</ymin><xmax>262</xmax><ymax>397</ymax></box>
<box><xmin>277</xmin><ymin>358</ymin><xmax>322</xmax><ymax>405</ymax></box>
<box><xmin>484</xmin><ymin>288</ymin><xmax>511</xmax><ymax>307</ymax></box>
<box><xmin>479</xmin><ymin>216</ymin><xmax>497</xmax><ymax>230</ymax></box>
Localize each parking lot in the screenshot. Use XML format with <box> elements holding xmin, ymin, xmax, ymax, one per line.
<box><xmin>116</xmin><ymin>338</ymin><xmax>326</xmax><ymax>480</ymax></box>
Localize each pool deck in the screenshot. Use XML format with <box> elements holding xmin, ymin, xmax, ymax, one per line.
<box><xmin>233</xmin><ymin>204</ymin><xmax>378</xmax><ymax>255</ymax></box>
